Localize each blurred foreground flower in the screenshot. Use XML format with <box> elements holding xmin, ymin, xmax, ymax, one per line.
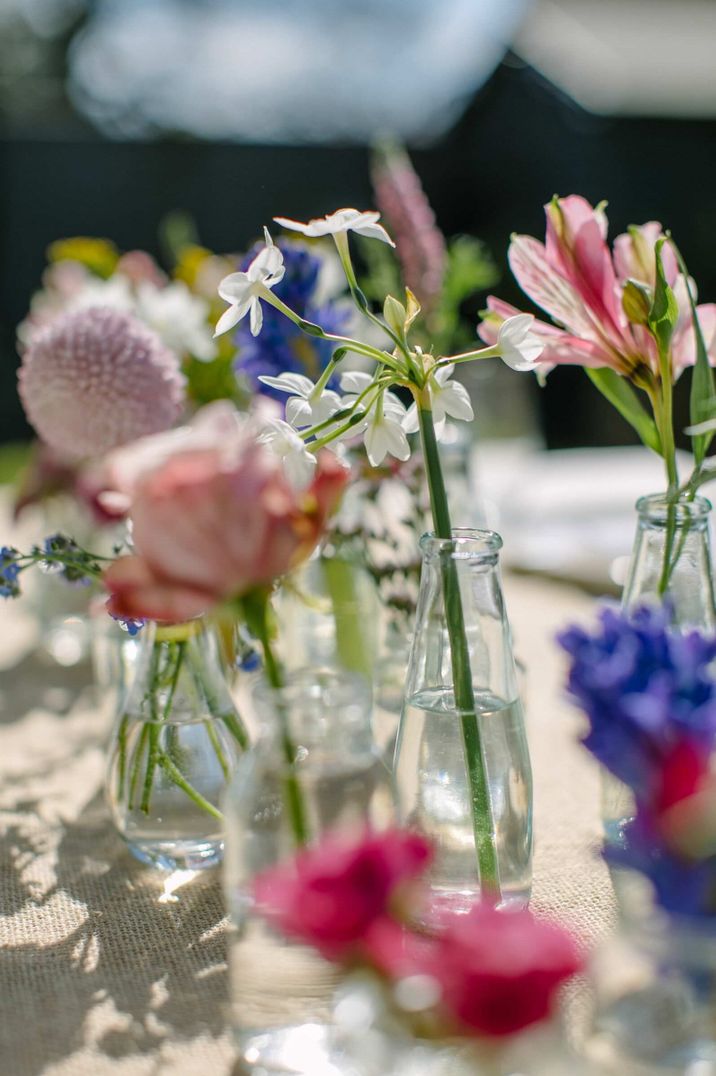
<box><xmin>18</xmin><ymin>307</ymin><xmax>186</xmax><ymax>461</ymax></box>
<box><xmin>558</xmin><ymin>604</ymin><xmax>716</xmax><ymax>797</ymax></box>
<box><xmin>251</xmin><ymin>826</ymin><xmax>581</xmax><ymax>1043</ymax></box>
<box><xmin>253</xmin><ymin>828</ymin><xmax>432</xmax><ymax>960</ymax></box>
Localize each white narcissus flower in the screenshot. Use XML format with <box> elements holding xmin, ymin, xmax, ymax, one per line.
<box><xmin>258</xmin><ymin>418</ymin><xmax>317</xmax><ymax>490</ymax></box>
<box><xmin>135</xmin><ymin>280</ymin><xmax>217</xmax><ymax>361</ymax></box>
<box><xmin>215</xmin><ymin>228</ymin><xmax>285</xmax><ymax>338</ymax></box>
<box><xmin>403</xmin><ymin>364</ymin><xmax>474</xmax><ymax>439</ymax></box>
<box><xmin>274</xmin><ymin>208</ymin><xmax>395</xmax><ymax>247</ymax></box>
<box><xmin>497</xmin><ymin>314</ymin><xmax>545</xmax><ymax>371</ymax></box>
<box><xmin>258</xmin><ymin>372</ymin><xmax>342</xmax><ymax>430</ymax></box>
<box><xmin>339</xmin><ymin>371</ymin><xmax>410</xmax><ymax>466</ymax></box>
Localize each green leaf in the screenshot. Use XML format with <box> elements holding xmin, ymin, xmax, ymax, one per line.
<box><xmin>680</xmin><ymin>252</ymin><xmax>716</xmax><ymax>468</ymax></box>
<box><xmin>586</xmin><ymin>367</ymin><xmax>662</xmax><ymax>455</ymax></box>
<box><xmin>647</xmin><ymin>238</ymin><xmax>680</xmax><ymax>353</ymax></box>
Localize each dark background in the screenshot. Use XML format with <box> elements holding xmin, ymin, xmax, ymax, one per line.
<box><xmin>2</xmin><ymin>56</ymin><xmax>714</xmax><ymax>448</ymax></box>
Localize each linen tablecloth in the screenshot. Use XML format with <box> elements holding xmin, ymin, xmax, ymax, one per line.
<box><xmin>0</xmin><ymin>522</ymin><xmax>617</xmax><ymax>1074</ymax></box>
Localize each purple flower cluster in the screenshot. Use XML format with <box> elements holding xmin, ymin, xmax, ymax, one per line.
<box><xmin>234</xmin><ymin>239</ymin><xmax>348</xmax><ymax>400</ymax></box>
<box><xmin>560</xmin><ymin>604</ymin><xmax>716</xmax><ymax>918</ymax></box>
<box><xmin>0</xmin><ymin>547</ymin><xmax>21</xmax><ymax>598</ymax></box>
<box><xmin>558</xmin><ymin>604</ymin><xmax>716</xmax><ymax>800</ymax></box>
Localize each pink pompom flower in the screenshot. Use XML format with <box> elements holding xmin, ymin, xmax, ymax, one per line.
<box><xmin>18</xmin><ymin>306</ymin><xmax>186</xmax><ymax>461</ymax></box>
<box><xmin>252</xmin><ymin>828</ymin><xmax>433</xmax><ymax>961</ymax></box>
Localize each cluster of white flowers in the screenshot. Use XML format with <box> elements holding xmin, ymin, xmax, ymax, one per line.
<box><xmin>214</xmin><ymin>208</ymin><xmax>545</xmax><ymax>482</ymax></box>
<box><xmin>21</xmin><ymin>265</ymin><xmax>217</xmax><ymax>363</ymax></box>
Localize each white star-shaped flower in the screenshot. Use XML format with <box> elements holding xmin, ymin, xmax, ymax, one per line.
<box><xmin>339</xmin><ymin>372</ymin><xmax>410</xmax><ymax>466</ymax></box>
<box><xmin>258</xmin><ymin>372</ymin><xmax>342</xmax><ymax>430</ymax></box>
<box><xmin>135</xmin><ymin>280</ymin><xmax>217</xmax><ymax>361</ymax></box>
<box><xmin>274</xmin><ymin>208</ymin><xmax>395</xmax><ymax>247</ymax></box>
<box><xmin>403</xmin><ymin>364</ymin><xmax>474</xmax><ymax>439</ymax></box>
<box><xmin>497</xmin><ymin>314</ymin><xmax>544</xmax><ymax>371</ymax></box>
<box><xmin>215</xmin><ymin>228</ymin><xmax>285</xmax><ymax>338</ymax></box>
<box><xmin>257</xmin><ymin>418</ymin><xmax>317</xmax><ymax>489</ymax></box>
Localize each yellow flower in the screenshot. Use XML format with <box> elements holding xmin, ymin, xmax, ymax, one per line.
<box><xmin>47</xmin><ymin>236</ymin><xmax>119</xmax><ymax>278</ymax></box>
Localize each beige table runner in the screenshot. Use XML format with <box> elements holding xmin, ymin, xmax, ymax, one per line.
<box><xmin>0</xmin><ymin>544</ymin><xmax>616</xmax><ymax>1074</ymax></box>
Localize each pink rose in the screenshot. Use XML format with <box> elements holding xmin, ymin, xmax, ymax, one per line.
<box><xmin>252</xmin><ymin>828</ymin><xmax>433</xmax><ymax>960</ymax></box>
<box><xmin>423</xmin><ymin>903</ymin><xmax>581</xmax><ymax>1038</ymax></box>
<box><xmin>103</xmin><ymin>407</ymin><xmax>347</xmax><ymax>622</ymax></box>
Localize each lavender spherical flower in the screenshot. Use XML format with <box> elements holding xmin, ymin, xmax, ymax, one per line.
<box><xmin>18</xmin><ymin>307</ymin><xmax>186</xmax><ymax>460</ymax></box>
<box><xmin>234</xmin><ymin>239</ymin><xmax>348</xmax><ymax>401</ymax></box>
<box><xmin>558</xmin><ymin>604</ymin><xmax>716</xmax><ymax>798</ymax></box>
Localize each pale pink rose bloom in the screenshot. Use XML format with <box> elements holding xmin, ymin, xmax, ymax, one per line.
<box><xmin>103</xmin><ymin>427</ymin><xmax>348</xmax><ymax>621</ymax></box>
<box><xmin>479</xmin><ymin>195</ymin><xmax>716</xmax><ymax>382</ymax></box>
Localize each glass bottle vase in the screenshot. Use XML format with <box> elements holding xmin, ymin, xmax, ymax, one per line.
<box><xmin>393</xmin><ymin>528</ymin><xmax>533</xmax><ymax>918</ymax></box>
<box><xmin>106</xmin><ymin>617</ymin><xmax>249</xmax><ymax>871</ymax></box>
<box><xmin>603</xmin><ymin>493</ymin><xmax>716</xmax><ymax>847</ymax></box>
<box><xmin>587</xmin><ymin>910</ymin><xmax>716</xmax><ymax>1073</ymax></box>
<box><xmin>223</xmin><ymin>668</ymin><xmax>396</xmax><ymax>1075</ymax></box>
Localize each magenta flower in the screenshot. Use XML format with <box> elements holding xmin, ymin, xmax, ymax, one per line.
<box><xmin>252</xmin><ymin>828</ymin><xmax>432</xmax><ymax>960</ymax></box>
<box><xmin>423</xmin><ymin>903</ymin><xmax>581</xmax><ymax>1038</ymax></box>
<box><xmin>18</xmin><ymin>307</ymin><xmax>186</xmax><ymax>461</ymax></box>
<box><xmin>478</xmin><ymin>195</ymin><xmax>716</xmax><ymax>382</ymax></box>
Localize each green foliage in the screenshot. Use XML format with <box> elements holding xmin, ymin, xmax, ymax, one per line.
<box><xmin>648</xmin><ymin>239</ymin><xmax>680</xmax><ymax>355</ymax></box>
<box><xmin>183</xmin><ymin>353</ymin><xmax>248</xmax><ymax>409</ymax></box>
<box><xmin>585</xmin><ymin>367</ymin><xmax>662</xmax><ymax>455</ymax></box>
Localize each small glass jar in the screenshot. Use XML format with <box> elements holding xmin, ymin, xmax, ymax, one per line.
<box><xmin>106</xmin><ymin>617</ymin><xmax>249</xmax><ymax>871</ymax></box>
<box><xmin>587</xmin><ymin>910</ymin><xmax>716</xmax><ymax>1073</ymax></box>
<box><xmin>394</xmin><ymin>529</ymin><xmax>533</xmax><ymax>917</ymax></box>
<box><xmin>604</xmin><ymin>494</ymin><xmax>716</xmax><ymax>847</ymax></box>
<box><xmin>223</xmin><ymin>668</ymin><xmax>396</xmax><ymax>1074</ymax></box>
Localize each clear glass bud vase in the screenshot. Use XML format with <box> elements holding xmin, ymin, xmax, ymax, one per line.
<box><xmin>106</xmin><ymin>617</ymin><xmax>249</xmax><ymax>871</ymax></box>
<box><xmin>394</xmin><ymin>529</ymin><xmax>533</xmax><ymax>917</ymax></box>
<box><xmin>223</xmin><ymin>668</ymin><xmax>396</xmax><ymax>1075</ymax></box>
<box><xmin>622</xmin><ymin>493</ymin><xmax>715</xmax><ymax>630</ymax></box>
<box><xmin>603</xmin><ymin>494</ymin><xmax>716</xmax><ymax>846</ymax></box>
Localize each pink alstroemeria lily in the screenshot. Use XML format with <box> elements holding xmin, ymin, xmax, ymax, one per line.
<box><xmin>478</xmin><ymin>195</ymin><xmax>716</xmax><ymax>386</ymax></box>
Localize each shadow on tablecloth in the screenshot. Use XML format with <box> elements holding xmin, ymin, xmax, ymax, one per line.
<box><xmin>0</xmin><ymin>784</ymin><xmax>232</xmax><ymax>1075</ymax></box>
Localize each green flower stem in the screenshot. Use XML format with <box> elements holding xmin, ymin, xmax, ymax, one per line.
<box><xmin>258</xmin><ymin>287</ymin><xmax>406</xmax><ymax>374</ymax></box>
<box><xmin>245</xmin><ymin>592</ymin><xmax>309</xmax><ymax>846</ymax></box>
<box><xmin>116</xmin><ymin>715</ymin><xmax>129</xmax><ymax>799</ymax></box>
<box><xmin>205</xmin><ymin>720</ymin><xmax>231</xmax><ymax>780</ymax></box>
<box><xmin>331</xmin><ymin>230</ymin><xmax>408</xmax><ymax>356</ymax></box>
<box><xmin>185</xmin><ymin>641</ymin><xmax>249</xmax><ymax>750</ymax></box>
<box><xmin>140</xmin><ymin>640</ymin><xmax>184</xmax><ymax>815</ymax></box>
<box><xmin>157</xmin><ymin>755</ymin><xmax>223</xmax><ymax>821</ymax></box>
<box><xmin>649</xmin><ymin>379</ymin><xmax>680</xmax><ymax>598</ymax></box>
<box><xmin>128</xmin><ymin>724</ymin><xmax>149</xmax><ymax>809</ymax></box>
<box><xmin>322</xmin><ymin>553</ymin><xmax>374</xmax><ymax>678</ymax></box>
<box><xmin>416</xmin><ymin>389</ymin><xmax>500</xmax><ymax>902</ymax></box>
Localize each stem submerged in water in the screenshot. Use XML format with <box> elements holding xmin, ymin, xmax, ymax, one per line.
<box><xmin>416</xmin><ymin>391</ymin><xmax>500</xmax><ymax>901</ymax></box>
<box><xmin>243</xmin><ymin>593</ymin><xmax>310</xmax><ymax>847</ymax></box>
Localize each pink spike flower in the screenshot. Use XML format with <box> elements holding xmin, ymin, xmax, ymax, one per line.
<box><xmin>478</xmin><ymin>195</ymin><xmax>716</xmax><ymax>384</ymax></box>
<box><xmin>18</xmin><ymin>306</ymin><xmax>186</xmax><ymax>461</ymax></box>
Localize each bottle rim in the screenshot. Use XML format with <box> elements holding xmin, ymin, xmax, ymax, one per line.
<box><xmin>419</xmin><ymin>528</ymin><xmax>503</xmax><ymax>559</ymax></box>
<box><xmin>635</xmin><ymin>493</ymin><xmax>712</xmax><ymax>524</ymax></box>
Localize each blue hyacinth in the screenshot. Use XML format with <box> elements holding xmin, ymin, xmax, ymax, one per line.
<box><xmin>557</xmin><ymin>604</ymin><xmax>716</xmax><ymax>800</ymax></box>
<box><xmin>234</xmin><ymin>238</ymin><xmax>349</xmax><ymax>401</ymax></box>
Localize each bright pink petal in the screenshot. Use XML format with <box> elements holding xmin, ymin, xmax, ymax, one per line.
<box><xmin>508</xmin><ymin>236</ymin><xmax>599</xmax><ymax>339</ymax></box>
